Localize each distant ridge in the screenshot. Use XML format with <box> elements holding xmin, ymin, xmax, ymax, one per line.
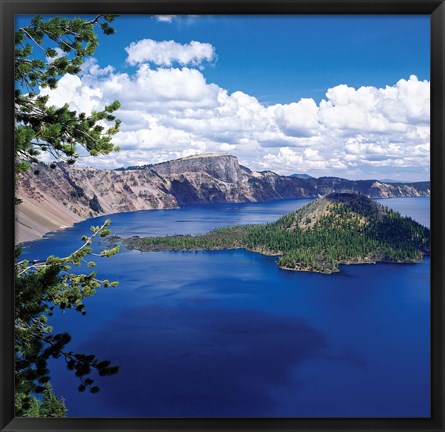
<box><xmin>16</xmin><ymin>153</ymin><xmax>430</xmax><ymax>243</ymax></box>
<box><xmin>290</xmin><ymin>173</ymin><xmax>314</xmax><ymax>179</ymax></box>
<box><xmin>378</xmin><ymin>178</ymin><xmax>429</xmax><ymax>184</ymax></box>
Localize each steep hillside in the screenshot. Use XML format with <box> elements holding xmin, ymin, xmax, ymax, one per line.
<box><xmin>124</xmin><ymin>192</ymin><xmax>430</xmax><ymax>274</ymax></box>
<box><xmin>16</xmin><ymin>163</ymin><xmax>178</xmax><ymax>242</ymax></box>
<box><xmin>259</xmin><ymin>192</ymin><xmax>430</xmax><ymax>272</ymax></box>
<box><xmin>16</xmin><ymin>154</ymin><xmax>430</xmax><ymax>243</ymax></box>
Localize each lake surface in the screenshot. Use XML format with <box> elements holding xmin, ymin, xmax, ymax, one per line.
<box><xmin>20</xmin><ymin>197</ymin><xmax>430</xmax><ymax>418</ymax></box>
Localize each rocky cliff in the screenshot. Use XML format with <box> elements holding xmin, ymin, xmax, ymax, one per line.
<box><xmin>15</xmin><ymin>153</ymin><xmax>430</xmax><ymax>243</ymax></box>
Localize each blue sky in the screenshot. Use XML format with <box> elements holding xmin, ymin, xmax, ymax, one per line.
<box><xmin>101</xmin><ymin>15</ymin><xmax>430</xmax><ymax>104</ymax></box>
<box><xmin>17</xmin><ymin>15</ymin><xmax>430</xmax><ymax>180</ymax></box>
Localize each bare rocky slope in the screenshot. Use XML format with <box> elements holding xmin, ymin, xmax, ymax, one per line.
<box><xmin>15</xmin><ymin>153</ymin><xmax>430</xmax><ymax>243</ymax></box>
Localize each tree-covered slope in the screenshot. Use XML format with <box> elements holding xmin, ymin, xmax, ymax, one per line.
<box><xmin>124</xmin><ymin>192</ymin><xmax>430</xmax><ymax>274</ymax></box>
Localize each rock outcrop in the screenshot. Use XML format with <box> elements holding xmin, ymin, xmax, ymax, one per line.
<box><xmin>15</xmin><ymin>153</ymin><xmax>430</xmax><ymax>243</ymax></box>
<box><xmin>148</xmin><ymin>153</ymin><xmax>244</xmax><ymax>184</ymax></box>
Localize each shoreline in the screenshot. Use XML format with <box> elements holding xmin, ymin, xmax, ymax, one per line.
<box><xmin>15</xmin><ymin>204</ymin><xmax>179</xmax><ymax>244</ymax></box>
<box><xmin>16</xmin><ymin>221</ymin><xmax>75</xmax><ymax>245</ymax></box>
<box><xmin>122</xmin><ymin>242</ymin><xmax>427</xmax><ymax>275</ymax></box>
<box><xmin>16</xmin><ymin>195</ymin><xmax>430</xmax><ymax>245</ymax></box>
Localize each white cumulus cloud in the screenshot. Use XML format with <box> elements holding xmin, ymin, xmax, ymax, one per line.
<box><xmin>39</xmin><ymin>45</ymin><xmax>430</xmax><ymax>181</ymax></box>
<box><xmin>125</xmin><ymin>39</ymin><xmax>215</xmax><ymax>67</ymax></box>
<box><xmin>155</xmin><ymin>15</ymin><xmax>176</xmax><ymax>23</ymax></box>
<box><xmin>153</xmin><ymin>15</ymin><xmax>198</xmax><ymax>23</ymax></box>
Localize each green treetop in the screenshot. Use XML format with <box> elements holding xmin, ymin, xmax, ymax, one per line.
<box><xmin>14</xmin><ymin>15</ymin><xmax>122</xmax><ymax>416</ymax></box>
<box><xmin>15</xmin><ymin>15</ymin><xmax>121</xmax><ymax>176</ymax></box>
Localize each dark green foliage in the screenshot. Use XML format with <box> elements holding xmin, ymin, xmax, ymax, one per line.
<box><xmin>15</xmin><ymin>15</ymin><xmax>122</xmax><ymax>416</ymax></box>
<box><xmin>16</xmin><ymin>383</ymin><xmax>67</xmax><ymax>417</ymax></box>
<box><xmin>125</xmin><ymin>225</ymin><xmax>247</xmax><ymax>251</ymax></box>
<box><xmin>124</xmin><ymin>193</ymin><xmax>430</xmax><ymax>274</ymax></box>
<box><xmin>325</xmin><ymin>192</ymin><xmax>380</xmax><ymax>218</ymax></box>
<box><xmin>15</xmin><ymin>220</ymin><xmax>120</xmax><ymax>416</ymax></box>
<box><xmin>243</xmin><ymin>193</ymin><xmax>429</xmax><ymax>272</ymax></box>
<box><xmin>40</xmin><ymin>383</ymin><xmax>67</xmax><ymax>417</ymax></box>
<box><xmin>15</xmin><ymin>15</ymin><xmax>121</xmax><ymax>171</ymax></box>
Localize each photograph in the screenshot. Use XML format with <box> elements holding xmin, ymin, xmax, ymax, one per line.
<box><xmin>10</xmin><ymin>9</ymin><xmax>435</xmax><ymax>423</ymax></box>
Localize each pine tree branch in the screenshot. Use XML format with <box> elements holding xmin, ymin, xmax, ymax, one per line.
<box><xmin>21</xmin><ymin>29</ymin><xmax>45</xmax><ymax>51</ymax></box>
<box><xmin>16</xmin><ymin>220</ymin><xmax>110</xmax><ymax>275</ymax></box>
<box><xmin>85</xmin><ymin>15</ymin><xmax>103</xmax><ymax>26</ymax></box>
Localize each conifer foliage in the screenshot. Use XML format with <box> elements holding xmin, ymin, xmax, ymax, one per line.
<box><xmin>14</xmin><ymin>15</ymin><xmax>121</xmax><ymax>416</ymax></box>
<box><xmin>15</xmin><ymin>383</ymin><xmax>67</xmax><ymax>417</ymax></box>
<box><xmin>15</xmin><ymin>15</ymin><xmax>121</xmax><ymax>177</ymax></box>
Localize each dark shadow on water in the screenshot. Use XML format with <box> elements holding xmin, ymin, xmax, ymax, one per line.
<box><xmin>77</xmin><ymin>305</ymin><xmax>328</xmax><ymax>417</ymax></box>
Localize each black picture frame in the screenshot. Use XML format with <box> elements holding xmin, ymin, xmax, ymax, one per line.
<box><xmin>1</xmin><ymin>1</ymin><xmax>444</xmax><ymax>431</ymax></box>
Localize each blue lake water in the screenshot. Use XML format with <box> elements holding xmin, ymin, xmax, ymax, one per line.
<box><xmin>20</xmin><ymin>197</ymin><xmax>430</xmax><ymax>418</ymax></box>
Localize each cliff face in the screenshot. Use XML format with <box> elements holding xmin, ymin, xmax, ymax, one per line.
<box><xmin>149</xmin><ymin>153</ymin><xmax>244</xmax><ymax>184</ymax></box>
<box><xmin>15</xmin><ymin>153</ymin><xmax>430</xmax><ymax>243</ymax></box>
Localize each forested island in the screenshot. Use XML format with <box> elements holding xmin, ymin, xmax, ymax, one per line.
<box><xmin>122</xmin><ymin>192</ymin><xmax>430</xmax><ymax>274</ymax></box>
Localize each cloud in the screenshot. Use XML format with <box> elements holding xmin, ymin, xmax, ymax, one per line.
<box><xmin>273</xmin><ymin>98</ymin><xmax>320</xmax><ymax>137</ymax></box>
<box><xmin>125</xmin><ymin>39</ymin><xmax>216</xmax><ymax>67</ymax></box>
<box><xmin>39</xmin><ymin>46</ymin><xmax>430</xmax><ymax>181</ymax></box>
<box><xmin>39</xmin><ymin>74</ymin><xmax>104</xmax><ymax>114</ymax></box>
<box><xmin>80</xmin><ymin>58</ymin><xmax>114</xmax><ymax>77</ymax></box>
<box><xmin>46</xmin><ymin>47</ymin><xmax>65</xmax><ymax>64</ymax></box>
<box><xmin>318</xmin><ymin>75</ymin><xmax>429</xmax><ymax>134</ymax></box>
<box><xmin>261</xmin><ymin>147</ymin><xmax>333</xmax><ymax>172</ymax></box>
<box><xmin>155</xmin><ymin>15</ymin><xmax>176</xmax><ymax>23</ymax></box>
<box><xmin>153</xmin><ymin>15</ymin><xmax>199</xmax><ymax>24</ymax></box>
